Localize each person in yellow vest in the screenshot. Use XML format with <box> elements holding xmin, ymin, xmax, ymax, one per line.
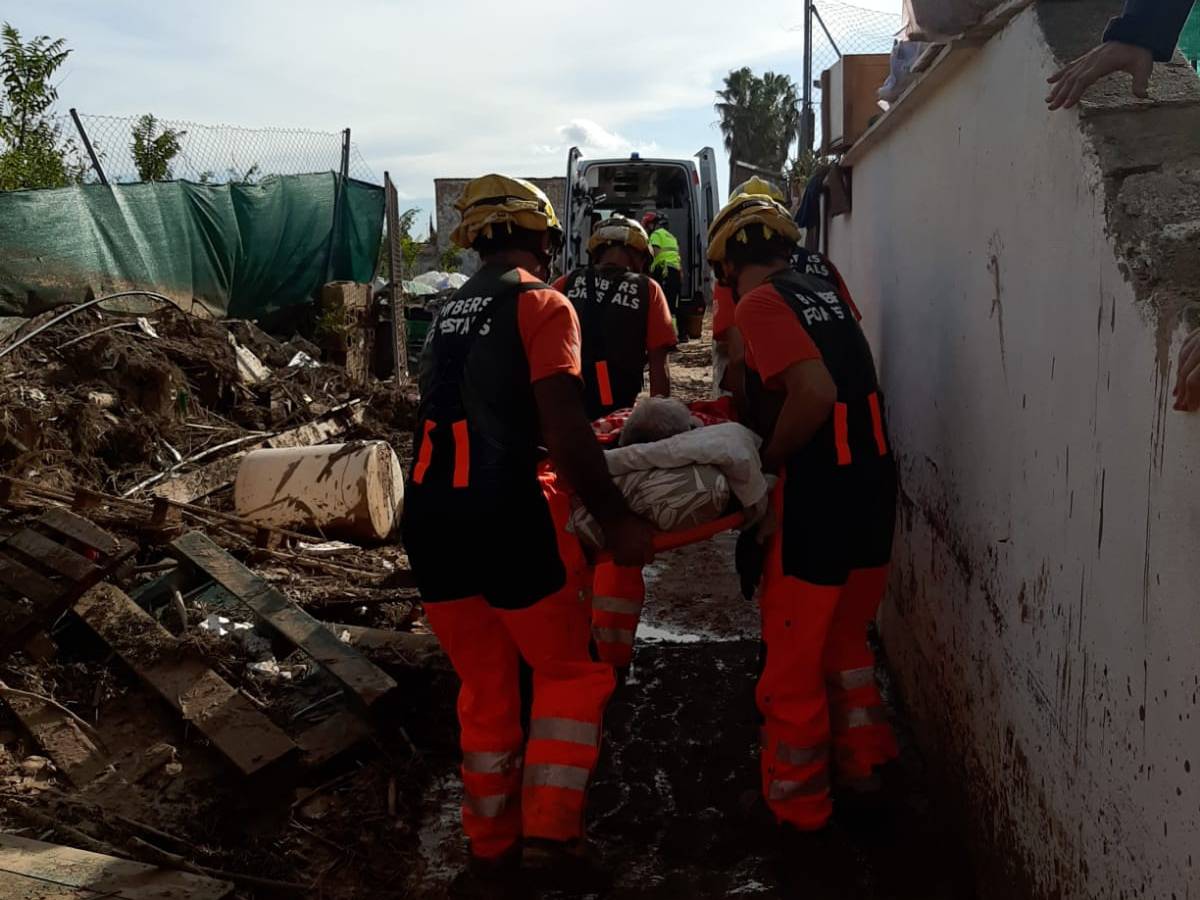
<box><xmin>641</xmin><ymin>211</ymin><xmax>687</xmax><ymax>343</ymax></box>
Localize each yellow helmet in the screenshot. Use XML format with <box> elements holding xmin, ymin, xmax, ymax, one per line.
<box><xmin>730</xmin><ymin>176</ymin><xmax>785</xmax><ymax>202</ymax></box>
<box><xmin>450</xmin><ymin>174</ymin><xmax>562</xmax><ymax>250</ymax></box>
<box><xmin>706</xmin><ymin>194</ymin><xmax>801</xmax><ymax>266</ymax></box>
<box><xmin>587</xmin><ymin>215</ymin><xmax>651</xmax><ymax>257</ymax></box>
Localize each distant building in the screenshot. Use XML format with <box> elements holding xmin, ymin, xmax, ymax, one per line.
<box><xmin>434</xmin><ymin>177</ymin><xmax>568</xmax><ymax>275</ymax></box>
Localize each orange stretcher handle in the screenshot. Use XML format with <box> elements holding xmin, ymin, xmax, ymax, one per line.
<box><xmin>594</xmin><ymin>511</ymin><xmax>748</xmax><ymax>563</ymax></box>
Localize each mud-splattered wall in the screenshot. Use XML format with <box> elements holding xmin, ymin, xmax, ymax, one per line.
<box><xmin>827</xmin><ymin>2</ymin><xmax>1200</xmax><ymax>897</ymax></box>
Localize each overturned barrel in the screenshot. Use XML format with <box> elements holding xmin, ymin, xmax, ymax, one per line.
<box><xmin>234</xmin><ymin>441</ymin><xmax>404</xmax><ymax>541</ymax></box>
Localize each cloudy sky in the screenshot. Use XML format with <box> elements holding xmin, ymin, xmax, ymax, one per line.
<box><xmin>8</xmin><ymin>0</ymin><xmax>900</xmax><ymax>236</ymax></box>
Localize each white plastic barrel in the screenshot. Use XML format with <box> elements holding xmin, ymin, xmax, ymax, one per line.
<box><xmin>234</xmin><ymin>441</ymin><xmax>404</xmax><ymax>541</ymax></box>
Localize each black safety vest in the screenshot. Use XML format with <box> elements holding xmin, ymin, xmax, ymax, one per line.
<box><xmin>561</xmin><ymin>265</ymin><xmax>652</xmax><ymax>420</ymax></box>
<box><xmin>744</xmin><ymin>267</ymin><xmax>896</xmax><ymax>584</ymax></box>
<box><xmin>792</xmin><ymin>247</ymin><xmax>837</xmax><ymax>283</ymax></box>
<box><xmin>402</xmin><ymin>265</ymin><xmax>571</xmax><ymax>608</ymax></box>
<box><xmin>411</xmin><ymin>265</ymin><xmax>548</xmax><ymax>496</ymax></box>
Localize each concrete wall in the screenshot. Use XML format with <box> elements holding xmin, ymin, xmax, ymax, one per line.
<box><xmin>433</xmin><ymin>177</ymin><xmax>567</xmax><ymax>276</ymax></box>
<box><xmin>827</xmin><ymin>2</ymin><xmax>1200</xmax><ymax>897</ymax></box>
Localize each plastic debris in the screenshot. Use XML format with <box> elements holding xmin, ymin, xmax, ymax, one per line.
<box><xmin>198</xmin><ymin>614</ymin><xmax>253</xmax><ymax>639</ymax></box>
<box><xmin>288</xmin><ymin>350</ymin><xmax>320</xmax><ymax>369</ymax></box>
<box><xmin>297</xmin><ymin>540</ymin><xmax>360</xmax><ymax>555</ymax></box>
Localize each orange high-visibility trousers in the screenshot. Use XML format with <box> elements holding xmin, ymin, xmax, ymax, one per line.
<box><xmin>757</xmin><ymin>531</ymin><xmax>842</xmax><ymax>831</ymax></box>
<box><xmin>590</xmin><ymin>562</ymin><xmax>645</xmax><ymax>667</ymax></box>
<box><xmin>823</xmin><ymin>565</ymin><xmax>898</xmax><ymax>785</ymax></box>
<box><xmin>757</xmin><ymin>487</ymin><xmax>898</xmax><ymax>830</ymax></box>
<box><xmin>422</xmin><ymin>471</ymin><xmax>614</xmax><ymax>860</ymax></box>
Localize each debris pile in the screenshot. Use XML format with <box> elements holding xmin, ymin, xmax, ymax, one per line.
<box><xmin>0</xmin><ymin>295</ymin><xmax>451</xmax><ymax>898</ymax></box>
<box><xmin>0</xmin><ymin>302</ymin><xmax>416</xmax><ymax>497</ymax></box>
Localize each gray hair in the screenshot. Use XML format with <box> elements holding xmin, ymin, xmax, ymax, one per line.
<box><xmin>618</xmin><ymin>397</ymin><xmax>699</xmax><ymax>447</ymax></box>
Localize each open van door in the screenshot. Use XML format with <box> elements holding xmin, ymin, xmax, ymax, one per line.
<box><xmin>562</xmin><ymin>146</ymin><xmax>582</xmax><ymax>273</ymax></box>
<box><xmin>695</xmin><ymin>146</ymin><xmax>718</xmax><ymax>306</ymax></box>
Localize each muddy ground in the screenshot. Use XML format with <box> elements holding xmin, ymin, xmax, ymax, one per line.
<box><xmin>0</xmin><ymin>320</ymin><xmax>976</xmax><ymax>899</ymax></box>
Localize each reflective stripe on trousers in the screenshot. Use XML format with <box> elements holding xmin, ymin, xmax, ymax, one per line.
<box><xmin>826</xmin><ymin>666</ymin><xmax>876</xmax><ymax>691</ymax></box>
<box><xmin>768</xmin><ymin>768</ymin><xmax>832</xmax><ymax>802</ymax></box>
<box><xmin>771</xmin><ymin>738</ymin><xmax>830</xmax><ymax>767</ymax></box>
<box><xmin>592</xmin><ymin>625</ymin><xmax>635</xmax><ymax>645</ymax></box>
<box><xmin>529</xmin><ymin>717</ymin><xmax>600</xmax><ymax>746</ymax></box>
<box><xmin>463</xmin><ymin>750</ymin><xmax>522</xmax><ymax>775</ymax></box>
<box><xmin>524</xmin><ymin>763</ymin><xmax>591</xmax><ymax>792</ymax></box>
<box><xmin>593</xmin><ymin>595</ymin><xmax>642</xmax><ymax>615</ymax></box>
<box><xmin>834</xmin><ymin>704</ymin><xmax>889</xmax><ymax>730</ymax></box>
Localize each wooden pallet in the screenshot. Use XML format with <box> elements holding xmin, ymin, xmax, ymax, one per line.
<box><xmin>0</xmin><ymin>508</ymin><xmax>135</xmax><ymax>660</ymax></box>
<box><xmin>74</xmin><ymin>584</ymin><xmax>299</xmax><ymax>779</ymax></box>
<box><xmin>130</xmin><ymin>531</ymin><xmax>397</xmax><ymax>770</ymax></box>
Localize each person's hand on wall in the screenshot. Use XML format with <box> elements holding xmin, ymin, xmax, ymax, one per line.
<box><xmin>1046</xmin><ymin>41</ymin><xmax>1152</xmax><ymax>110</ymax></box>
<box><xmin>1173</xmin><ymin>328</ymin><xmax>1200</xmax><ymax>412</ymax></box>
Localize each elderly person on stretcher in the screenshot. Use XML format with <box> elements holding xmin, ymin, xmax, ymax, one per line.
<box><xmin>547</xmin><ymin>212</ymin><xmax>769</xmax><ymax>669</ymax></box>
<box><xmin>566</xmin><ymin>395</ymin><xmax>770</xmax><ymax>670</ymax></box>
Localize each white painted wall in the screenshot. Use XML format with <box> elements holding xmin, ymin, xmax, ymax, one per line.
<box><xmin>829</xmin><ymin>8</ymin><xmax>1200</xmax><ymax>897</ymax></box>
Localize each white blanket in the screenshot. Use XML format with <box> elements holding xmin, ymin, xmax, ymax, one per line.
<box><xmin>567</xmin><ymin>422</ymin><xmax>770</xmax><ymax>548</ymax></box>
<box><xmin>605</xmin><ymin>422</ymin><xmax>768</xmax><ymax>512</ymax></box>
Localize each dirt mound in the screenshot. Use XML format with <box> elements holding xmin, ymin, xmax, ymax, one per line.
<box><xmin>0</xmin><ymin>305</ymin><xmax>373</xmax><ymax>494</ymax></box>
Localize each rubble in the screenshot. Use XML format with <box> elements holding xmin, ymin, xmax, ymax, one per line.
<box><xmin>0</xmin><ymin>290</ymin><xmax>432</xmax><ymax>897</ymax></box>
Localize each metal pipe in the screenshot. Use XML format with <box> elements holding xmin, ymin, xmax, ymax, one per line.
<box><xmin>801</xmin><ymin>0</ymin><xmax>815</xmax><ymax>153</ymax></box>
<box><xmin>0</xmin><ymin>290</ymin><xmax>174</xmax><ymax>360</ymax></box>
<box><xmin>69</xmin><ymin>108</ymin><xmax>108</xmax><ymax>186</ymax></box>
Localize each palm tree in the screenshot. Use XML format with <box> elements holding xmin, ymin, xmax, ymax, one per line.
<box><xmin>715</xmin><ymin>67</ymin><xmax>801</xmax><ymax>192</ymax></box>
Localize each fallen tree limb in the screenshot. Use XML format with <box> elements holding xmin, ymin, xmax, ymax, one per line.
<box><xmin>0</xmin><ymin>680</ymin><xmax>105</xmax><ymax>747</ymax></box>
<box><xmin>126</xmin><ymin>836</ymin><xmax>312</xmax><ymax>894</ymax></box>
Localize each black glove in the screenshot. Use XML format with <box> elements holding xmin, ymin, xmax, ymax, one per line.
<box><xmin>735</xmin><ymin>528</ymin><xmax>765</xmax><ymax>602</ymax></box>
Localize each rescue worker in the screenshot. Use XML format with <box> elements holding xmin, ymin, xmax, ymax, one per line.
<box><xmin>554</xmin><ymin>215</ymin><xmax>676</xmax><ymax>420</ymax></box>
<box><xmin>401</xmin><ymin>175</ymin><xmax>656</xmax><ymax>890</ymax></box>
<box><xmin>641</xmin><ymin>211</ymin><xmax>686</xmax><ymax>343</ymax></box>
<box><xmin>713</xmin><ymin>176</ymin><xmax>859</xmax><ymax>414</ymax></box>
<box><xmin>552</xmin><ymin>215</ymin><xmax>677</xmax><ymax>669</ymax></box>
<box><xmin>706</xmin><ymin>193</ymin><xmax>899</xmax><ymax>871</ymax></box>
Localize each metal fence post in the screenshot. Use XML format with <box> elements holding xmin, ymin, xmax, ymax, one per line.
<box><xmin>324</xmin><ymin>128</ymin><xmax>353</xmax><ymax>284</ymax></box>
<box><xmin>69</xmin><ymin>108</ymin><xmax>108</xmax><ymax>186</ymax></box>
<box><xmin>384</xmin><ymin>172</ymin><xmax>409</xmax><ymax>390</ymax></box>
<box><xmin>800</xmin><ymin>0</ymin><xmax>815</xmax><ymax>153</ymax></box>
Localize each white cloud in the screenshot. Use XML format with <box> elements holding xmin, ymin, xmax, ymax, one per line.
<box><xmin>558</xmin><ymin>119</ymin><xmax>629</xmax><ymax>153</ymax></box>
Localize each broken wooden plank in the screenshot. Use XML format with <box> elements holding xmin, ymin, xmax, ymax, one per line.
<box><xmin>0</xmin><ymin>832</ymin><xmax>233</xmax><ymax>900</ymax></box>
<box><xmin>74</xmin><ymin>584</ymin><xmax>298</xmax><ymax>778</ymax></box>
<box><xmin>0</xmin><ymin>555</ymin><xmax>61</xmax><ymax>606</ymax></box>
<box><xmin>4</xmin><ymin>529</ymin><xmax>98</xmax><ymax>582</ymax></box>
<box><xmin>150</xmin><ymin>404</ymin><xmax>366</xmax><ymax>504</ymax></box>
<box><xmin>36</xmin><ymin>508</ymin><xmax>122</xmax><ymax>557</ymax></box>
<box><xmin>0</xmin><ymin>871</ymin><xmax>96</xmax><ymax>899</ymax></box>
<box><xmin>295</xmin><ymin>708</ymin><xmax>374</xmax><ymax>769</ymax></box>
<box><xmin>2</xmin><ymin>692</ymin><xmax>109</xmax><ymax>788</ymax></box>
<box><xmin>171</xmin><ymin>532</ymin><xmax>396</xmax><ymax>709</ymax></box>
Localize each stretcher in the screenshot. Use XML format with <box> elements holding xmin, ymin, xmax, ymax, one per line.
<box><xmin>573</xmin><ymin>397</ymin><xmax>765</xmax><ymax>560</ymax></box>
<box><xmin>593</xmin><ymin>510</ymin><xmax>749</xmax><ymax>564</ymax></box>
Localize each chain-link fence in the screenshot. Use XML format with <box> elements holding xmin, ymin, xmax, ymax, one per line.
<box><xmin>55</xmin><ymin>112</ymin><xmax>377</xmax><ymax>185</ymax></box>
<box><xmin>805</xmin><ymin>1</ymin><xmax>904</xmax><ymax>146</ymax></box>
